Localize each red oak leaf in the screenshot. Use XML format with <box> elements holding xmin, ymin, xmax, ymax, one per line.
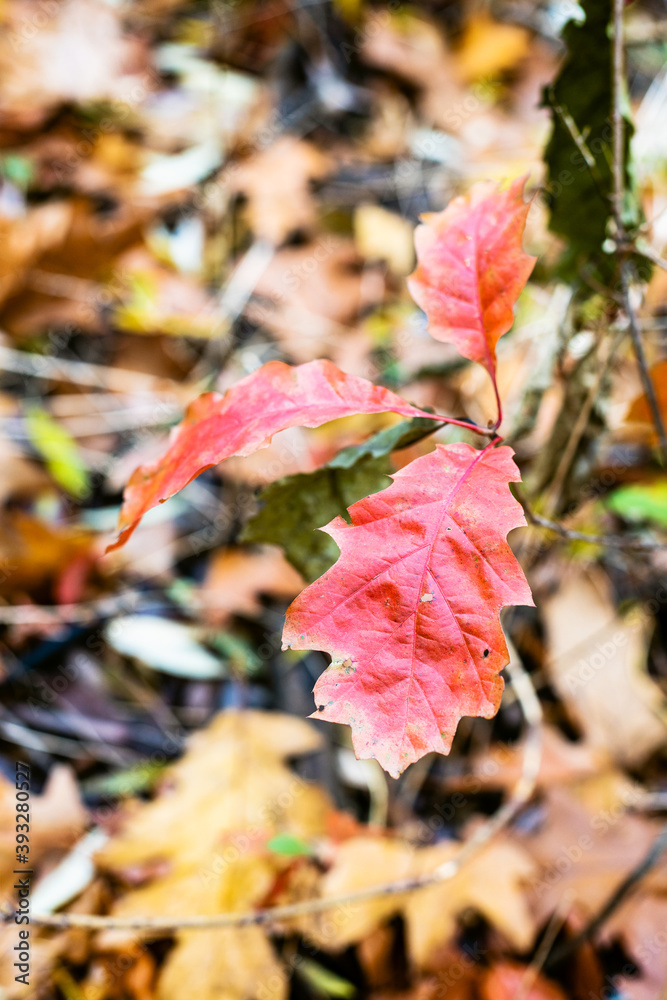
<box><xmin>282</xmin><ymin>442</ymin><xmax>532</xmax><ymax>777</ymax></box>
<box><xmin>109</xmin><ymin>360</ymin><xmax>442</xmax><ymax>550</ymax></box>
<box><xmin>407</xmin><ymin>177</ymin><xmax>536</xmax><ymax>414</ymax></box>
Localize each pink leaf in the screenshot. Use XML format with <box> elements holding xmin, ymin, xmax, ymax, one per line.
<box><xmin>407</xmin><ymin>177</ymin><xmax>536</xmax><ymax>403</ymax></box>
<box><xmin>283</xmin><ymin>443</ymin><xmax>532</xmax><ymax>777</ymax></box>
<box><xmin>109</xmin><ymin>360</ymin><xmax>441</xmax><ymax>550</ymax></box>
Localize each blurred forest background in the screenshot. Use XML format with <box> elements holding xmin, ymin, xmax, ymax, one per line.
<box><xmin>1</xmin><ymin>0</ymin><xmax>667</xmax><ymax>999</ymax></box>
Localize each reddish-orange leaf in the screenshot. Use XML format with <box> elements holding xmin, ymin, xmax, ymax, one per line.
<box><xmin>407</xmin><ymin>177</ymin><xmax>535</xmax><ymax>390</ymax></box>
<box><xmin>109</xmin><ymin>360</ymin><xmax>441</xmax><ymax>550</ymax></box>
<box><xmin>283</xmin><ymin>443</ymin><xmax>532</xmax><ymax>777</ymax></box>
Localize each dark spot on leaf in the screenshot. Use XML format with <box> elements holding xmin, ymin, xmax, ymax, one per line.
<box><xmin>483</xmin><ymin>649</ymin><xmax>489</xmax><ymax>657</ymax></box>
<box><xmin>317</xmin><ymin>705</ymin><xmax>325</xmax><ymax>712</ymax></box>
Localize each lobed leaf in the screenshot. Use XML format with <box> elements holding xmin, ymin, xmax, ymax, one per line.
<box><xmin>283</xmin><ymin>443</ymin><xmax>533</xmax><ymax>777</ymax></box>
<box><xmin>109</xmin><ymin>360</ymin><xmax>441</xmax><ymax>550</ymax></box>
<box><xmin>407</xmin><ymin>177</ymin><xmax>535</xmax><ymax>390</ymax></box>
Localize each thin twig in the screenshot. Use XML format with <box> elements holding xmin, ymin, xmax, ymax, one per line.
<box><xmin>619</xmin><ymin>241</ymin><xmax>667</xmax><ymax>272</ymax></box>
<box><xmin>542</xmin><ymin>328</ymin><xmax>622</xmax><ymax>518</ymax></box>
<box><xmin>522</xmin><ymin>502</ymin><xmax>666</xmax><ymax>551</ymax></box>
<box><xmin>621</xmin><ymin>266</ymin><xmax>667</xmax><ymax>464</ymax></box>
<box><xmin>0</xmin><ymin>342</ymin><xmax>181</xmax><ymax>396</ymax></box>
<box><xmin>546</xmin><ymin>822</ymin><xmax>667</xmax><ymax>968</ymax></box>
<box><xmin>550</xmin><ymin>100</ymin><xmax>606</xmax><ymax>199</ymax></box>
<box><xmin>611</xmin><ymin>0</ymin><xmax>667</xmax><ymax>464</ymax></box>
<box><xmin>2</xmin><ymin>655</ymin><xmax>541</xmax><ymax>933</ymax></box>
<box><xmin>515</xmin><ymin>898</ymin><xmax>572</xmax><ymax>1000</ymax></box>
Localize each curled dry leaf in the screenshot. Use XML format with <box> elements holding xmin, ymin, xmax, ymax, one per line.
<box><xmin>110</xmin><ymin>360</ymin><xmax>441</xmax><ymax>550</ymax></box>
<box><xmin>283</xmin><ymin>443</ymin><xmax>532</xmax><ymax>777</ymax></box>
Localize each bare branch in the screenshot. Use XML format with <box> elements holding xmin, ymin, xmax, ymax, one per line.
<box><xmin>523</xmin><ymin>503</ymin><xmax>666</xmax><ymax>551</ymax></box>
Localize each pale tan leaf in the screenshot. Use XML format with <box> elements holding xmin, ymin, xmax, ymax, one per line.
<box><xmin>543</xmin><ymin>568</ymin><xmax>667</xmax><ymax>766</ymax></box>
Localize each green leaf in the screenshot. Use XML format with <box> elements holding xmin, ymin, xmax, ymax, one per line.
<box><xmin>209</xmin><ymin>630</ymin><xmax>263</xmax><ymax>675</ymax></box>
<box><xmin>25</xmin><ymin>406</ymin><xmax>90</xmax><ymax>498</ymax></box>
<box><xmin>297</xmin><ymin>959</ymin><xmax>356</xmax><ymax>1000</ymax></box>
<box><xmin>82</xmin><ymin>760</ymin><xmax>166</xmax><ymax>798</ymax></box>
<box><xmin>241</xmin><ymin>417</ymin><xmax>441</xmax><ymax>583</ymax></box>
<box><xmin>328</xmin><ymin>415</ymin><xmax>442</xmax><ymax>468</ymax></box>
<box><xmin>542</xmin><ymin>0</ymin><xmax>641</xmax><ymax>281</ymax></box>
<box><xmin>606</xmin><ymin>481</ymin><xmax>667</xmax><ymax>529</ymax></box>
<box><xmin>242</xmin><ymin>457</ymin><xmax>391</xmax><ymax>583</ymax></box>
<box><xmin>267</xmin><ymin>832</ymin><xmax>314</xmax><ymax>857</ymax></box>
<box><xmin>1</xmin><ymin>153</ymin><xmax>34</xmax><ymax>191</ymax></box>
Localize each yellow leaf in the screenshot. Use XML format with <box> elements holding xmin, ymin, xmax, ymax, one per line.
<box><xmin>455</xmin><ymin>15</ymin><xmax>530</xmax><ymax>83</ymax></box>
<box><xmin>303</xmin><ymin>835</ymin><xmax>537</xmax><ymax>965</ymax></box>
<box><xmin>98</xmin><ymin>711</ymin><xmax>330</xmax><ymax>1000</ymax></box>
<box><xmin>354</xmin><ymin>205</ymin><xmax>415</xmax><ymax>275</ymax></box>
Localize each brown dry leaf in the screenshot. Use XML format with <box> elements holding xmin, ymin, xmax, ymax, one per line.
<box><xmin>371</xmin><ymin>956</ymin><xmax>480</xmax><ymax>1000</ymax></box>
<box><xmin>604</xmin><ymin>893</ymin><xmax>667</xmax><ymax>1000</ymax></box>
<box><xmin>2</xmin><ymin>198</ymin><xmax>158</xmax><ymax>337</ymax></box>
<box><xmin>306</xmin><ymin>836</ymin><xmax>414</xmax><ymax>946</ymax></box>
<box><xmin>451</xmin><ymin>725</ymin><xmax>604</xmax><ymax>794</ymax></box>
<box><xmin>542</xmin><ymin>568</ymin><xmax>667</xmax><ymax>766</ymax></box>
<box><xmin>0</xmin><ymin>511</ymin><xmax>95</xmax><ymax>600</ymax></box>
<box><xmin>0</xmin><ymin>432</ymin><xmax>50</xmax><ymax>504</ymax></box>
<box><xmin>305</xmin><ymin>835</ymin><xmax>537</xmax><ymax>966</ymax></box>
<box><xmin>0</xmin><ymin>925</ymin><xmax>69</xmax><ymax>1000</ymax></box>
<box><xmin>360</xmin><ymin>14</ymin><xmax>463</xmax><ymax>131</ymax></box>
<box><xmin>454</xmin><ymin>15</ymin><xmax>531</xmax><ymax>84</ymax></box>
<box><xmin>521</xmin><ymin>784</ymin><xmax>661</xmax><ymax>924</ymax></box>
<box><xmin>13</xmin><ymin>126</ymin><xmax>144</xmax><ymax>201</ymax></box>
<box><xmin>0</xmin><ymin>765</ymin><xmax>87</xmax><ymax>900</ymax></box>
<box><xmin>248</xmin><ymin>238</ymin><xmax>382</xmax><ymax>367</ymax></box>
<box><xmin>404</xmin><ymin>839</ymin><xmax>537</xmax><ymax>965</ymax></box>
<box><xmin>200</xmin><ymin>545</ymin><xmax>304</xmax><ymax>624</ymax></box>
<box><xmin>228</xmin><ymin>137</ymin><xmax>330</xmax><ymax>245</ymax></box>
<box><xmin>97</xmin><ymin>710</ymin><xmax>329</xmax><ymax>1000</ymax></box>
<box><xmin>358</xmin><ymin>924</ymin><xmax>399</xmax><ymax>989</ymax></box>
<box><xmin>0</xmin><ymin>0</ymin><xmax>152</xmax><ymax>130</ymax></box>
<box><xmin>0</xmin><ymin>202</ymin><xmax>72</xmax><ymax>308</ymax></box>
<box><xmin>24</xmin><ymin>197</ymin><xmax>155</xmax><ymax>284</ymax></box>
